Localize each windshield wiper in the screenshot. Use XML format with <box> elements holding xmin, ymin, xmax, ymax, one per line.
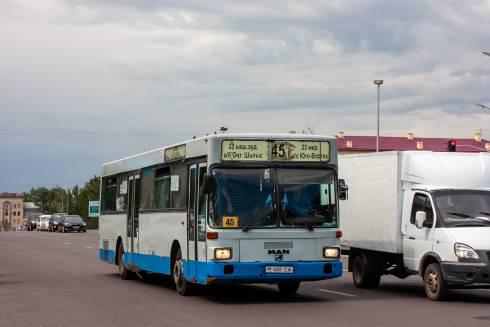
<box><xmin>242</xmin><ymin>206</ymin><xmax>271</xmax><ymax>232</ymax></box>
<box><xmin>474</xmin><ymin>216</ymin><xmax>490</xmax><ymax>223</ymax></box>
<box><xmin>301</xmin><ymin>219</ymin><xmax>314</xmax><ymax>231</ymax></box>
<box><xmin>446</xmin><ymin>212</ymin><xmax>472</xmax><ymax>218</ymax></box>
<box><xmin>479</xmin><ymin>211</ymin><xmax>490</xmax><ymax>216</ymax></box>
<box><xmin>452</xmin><ymin>222</ymin><xmax>487</xmax><ymax>227</ymax></box>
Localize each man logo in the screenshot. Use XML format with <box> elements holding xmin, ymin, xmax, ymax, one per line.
<box><xmin>275</xmin><ymin>254</ymin><xmax>284</xmax><ymax>261</ymax></box>
<box><xmin>268</xmin><ymin>249</ymin><xmax>290</xmax><ymax>255</ymax></box>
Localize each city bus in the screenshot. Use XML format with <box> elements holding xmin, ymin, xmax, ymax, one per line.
<box><xmin>98</xmin><ymin>133</ymin><xmax>347</xmax><ymax>295</ymax></box>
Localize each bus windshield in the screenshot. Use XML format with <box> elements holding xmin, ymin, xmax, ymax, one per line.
<box><xmin>209</xmin><ymin>168</ymin><xmax>337</xmax><ymax>229</ymax></box>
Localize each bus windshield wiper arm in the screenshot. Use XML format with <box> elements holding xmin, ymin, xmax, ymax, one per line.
<box><xmin>242</xmin><ymin>206</ymin><xmax>269</xmax><ymax>232</ymax></box>
<box><xmin>302</xmin><ymin>219</ymin><xmax>314</xmax><ymax>231</ymax></box>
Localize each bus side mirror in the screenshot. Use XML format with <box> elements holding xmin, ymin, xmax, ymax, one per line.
<box><xmin>339</xmin><ymin>179</ymin><xmax>349</xmax><ymax>200</ymax></box>
<box><xmin>203</xmin><ymin>173</ymin><xmax>215</xmax><ymax>195</ymax></box>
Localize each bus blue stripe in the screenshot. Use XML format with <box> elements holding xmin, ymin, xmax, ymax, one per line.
<box><xmin>100</xmin><ymin>249</ymin><xmax>343</xmax><ymax>284</ymax></box>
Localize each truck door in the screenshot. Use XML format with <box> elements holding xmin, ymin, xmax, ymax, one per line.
<box><xmin>402</xmin><ymin>192</ymin><xmax>435</xmax><ymax>272</ymax></box>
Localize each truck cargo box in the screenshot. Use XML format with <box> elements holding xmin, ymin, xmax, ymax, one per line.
<box><xmin>339</xmin><ymin>152</ymin><xmax>403</xmax><ymax>253</ymax></box>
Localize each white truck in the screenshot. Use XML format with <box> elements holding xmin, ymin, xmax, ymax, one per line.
<box><xmin>339</xmin><ymin>151</ymin><xmax>490</xmax><ymax>300</ymax></box>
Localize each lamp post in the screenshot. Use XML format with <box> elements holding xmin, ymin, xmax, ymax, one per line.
<box><xmin>373</xmin><ymin>80</ymin><xmax>384</xmax><ymax>152</ymax></box>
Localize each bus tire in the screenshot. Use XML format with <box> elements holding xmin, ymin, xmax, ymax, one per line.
<box><xmin>172</xmin><ymin>248</ymin><xmax>192</xmax><ymax>296</ymax></box>
<box><xmin>277</xmin><ymin>282</ymin><xmax>300</xmax><ymax>295</ymax></box>
<box><xmin>118</xmin><ymin>243</ymin><xmax>135</xmax><ymax>280</ymax></box>
<box><xmin>352</xmin><ymin>255</ymin><xmax>381</xmax><ymax>289</ymax></box>
<box><xmin>424</xmin><ymin>263</ymin><xmax>448</xmax><ymax>301</ymax></box>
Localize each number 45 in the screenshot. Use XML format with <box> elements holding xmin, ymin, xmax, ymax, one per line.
<box><xmin>272</xmin><ymin>143</ymin><xmax>286</xmax><ymax>157</ymax></box>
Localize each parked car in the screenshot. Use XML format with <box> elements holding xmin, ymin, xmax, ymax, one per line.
<box><xmin>48</xmin><ymin>213</ymin><xmax>66</xmax><ymax>232</ymax></box>
<box><xmin>27</xmin><ymin>216</ymin><xmax>39</xmax><ymax>231</ymax></box>
<box><xmin>58</xmin><ymin>215</ymin><xmax>87</xmax><ymax>233</ymax></box>
<box><xmin>37</xmin><ymin>215</ymin><xmax>51</xmax><ymax>231</ymax></box>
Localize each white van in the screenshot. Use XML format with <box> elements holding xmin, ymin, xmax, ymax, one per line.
<box><xmin>37</xmin><ymin>215</ymin><xmax>51</xmax><ymax>231</ymax></box>
<box><xmin>340</xmin><ymin>151</ymin><xmax>490</xmax><ymax>300</ymax></box>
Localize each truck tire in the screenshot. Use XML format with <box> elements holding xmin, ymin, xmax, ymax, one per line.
<box><xmin>423</xmin><ymin>263</ymin><xmax>448</xmax><ymax>301</ymax></box>
<box><xmin>352</xmin><ymin>255</ymin><xmax>381</xmax><ymax>289</ymax></box>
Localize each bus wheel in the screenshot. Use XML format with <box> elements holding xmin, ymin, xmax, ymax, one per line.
<box><xmin>118</xmin><ymin>244</ymin><xmax>135</xmax><ymax>280</ymax></box>
<box><xmin>424</xmin><ymin>263</ymin><xmax>448</xmax><ymax>301</ymax></box>
<box><xmin>277</xmin><ymin>282</ymin><xmax>300</xmax><ymax>295</ymax></box>
<box><xmin>172</xmin><ymin>248</ymin><xmax>192</xmax><ymax>295</ymax></box>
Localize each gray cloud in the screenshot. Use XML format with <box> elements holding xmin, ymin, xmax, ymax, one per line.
<box><xmin>1</xmin><ymin>0</ymin><xmax>490</xmax><ymax>192</ymax></box>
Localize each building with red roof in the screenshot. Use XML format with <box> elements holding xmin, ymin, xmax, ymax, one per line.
<box><xmin>337</xmin><ymin>132</ymin><xmax>490</xmax><ymax>153</ymax></box>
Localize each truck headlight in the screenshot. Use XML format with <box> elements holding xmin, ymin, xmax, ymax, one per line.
<box><xmin>214</xmin><ymin>248</ymin><xmax>232</xmax><ymax>260</ymax></box>
<box><xmin>454</xmin><ymin>243</ymin><xmax>479</xmax><ymax>260</ymax></box>
<box><xmin>323</xmin><ymin>247</ymin><xmax>340</xmax><ymax>259</ymax></box>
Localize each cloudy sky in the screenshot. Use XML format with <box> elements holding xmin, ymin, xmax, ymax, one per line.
<box><xmin>1</xmin><ymin>0</ymin><xmax>490</xmax><ymax>192</ymax></box>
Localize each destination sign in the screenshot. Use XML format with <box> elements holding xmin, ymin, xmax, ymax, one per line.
<box><xmin>221</xmin><ymin>140</ymin><xmax>269</xmax><ymax>161</ymax></box>
<box><xmin>164</xmin><ymin>144</ymin><xmax>186</xmax><ymax>162</ymax></box>
<box><xmin>271</xmin><ymin>141</ymin><xmax>329</xmax><ymax>162</ymax></box>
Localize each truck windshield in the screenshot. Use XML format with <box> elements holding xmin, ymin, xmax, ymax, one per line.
<box><xmin>433</xmin><ymin>190</ymin><xmax>490</xmax><ymax>227</ymax></box>
<box><xmin>208</xmin><ymin>168</ymin><xmax>337</xmax><ymax>229</ymax></box>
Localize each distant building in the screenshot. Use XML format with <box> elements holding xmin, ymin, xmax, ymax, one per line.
<box><xmin>0</xmin><ymin>193</ymin><xmax>24</xmax><ymax>231</ymax></box>
<box><xmin>24</xmin><ymin>202</ymin><xmax>41</xmax><ymax>220</ymax></box>
<box><xmin>337</xmin><ymin>132</ymin><xmax>490</xmax><ymax>154</ymax></box>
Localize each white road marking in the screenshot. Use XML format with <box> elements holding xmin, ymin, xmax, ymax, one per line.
<box><xmin>85</xmin><ymin>246</ymin><xmax>93</xmax><ymax>249</ymax></box>
<box><xmin>317</xmin><ymin>288</ymin><xmax>357</xmax><ymax>297</ymax></box>
<box><xmin>63</xmin><ymin>242</ymin><xmax>71</xmax><ymax>245</ymax></box>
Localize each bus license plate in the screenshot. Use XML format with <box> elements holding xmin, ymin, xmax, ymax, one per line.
<box><xmin>265</xmin><ymin>266</ymin><xmax>294</xmax><ymax>274</ymax></box>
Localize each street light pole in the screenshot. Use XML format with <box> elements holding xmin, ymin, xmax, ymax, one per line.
<box><xmin>373</xmin><ymin>80</ymin><xmax>384</xmax><ymax>152</ymax></box>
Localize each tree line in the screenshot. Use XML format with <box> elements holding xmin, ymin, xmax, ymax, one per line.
<box><xmin>24</xmin><ymin>176</ymin><xmax>100</xmax><ymax>229</ymax></box>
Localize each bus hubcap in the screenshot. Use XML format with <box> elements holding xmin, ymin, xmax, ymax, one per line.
<box><xmin>174</xmin><ymin>259</ymin><xmax>183</xmax><ymax>286</ymax></box>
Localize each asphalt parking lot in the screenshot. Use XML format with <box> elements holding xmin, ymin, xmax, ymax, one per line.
<box><xmin>1</xmin><ymin>230</ymin><xmax>489</xmax><ymax>327</ymax></box>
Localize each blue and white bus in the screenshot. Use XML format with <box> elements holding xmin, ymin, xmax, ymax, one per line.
<box><xmin>98</xmin><ymin>133</ymin><xmax>347</xmax><ymax>295</ymax></box>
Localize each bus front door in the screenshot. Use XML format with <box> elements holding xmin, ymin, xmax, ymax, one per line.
<box><xmin>187</xmin><ymin>163</ymin><xmax>207</xmax><ymax>283</ymax></box>
<box><xmin>127</xmin><ymin>174</ymin><xmax>141</xmax><ymax>256</ymax></box>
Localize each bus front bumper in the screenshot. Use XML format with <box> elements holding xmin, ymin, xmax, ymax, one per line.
<box><xmin>204</xmin><ymin>260</ymin><xmax>343</xmax><ymax>284</ymax></box>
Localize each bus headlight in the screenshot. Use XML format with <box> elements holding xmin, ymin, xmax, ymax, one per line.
<box><xmin>323</xmin><ymin>247</ymin><xmax>340</xmax><ymax>259</ymax></box>
<box><xmin>214</xmin><ymin>248</ymin><xmax>232</xmax><ymax>260</ymax></box>
<box><xmin>454</xmin><ymin>243</ymin><xmax>479</xmax><ymax>260</ymax></box>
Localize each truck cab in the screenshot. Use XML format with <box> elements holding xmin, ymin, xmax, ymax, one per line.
<box><xmin>402</xmin><ymin>186</ymin><xmax>490</xmax><ymax>299</ymax></box>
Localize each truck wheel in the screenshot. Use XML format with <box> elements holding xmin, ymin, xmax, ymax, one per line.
<box><xmin>172</xmin><ymin>248</ymin><xmax>192</xmax><ymax>296</ymax></box>
<box><xmin>352</xmin><ymin>255</ymin><xmax>381</xmax><ymax>289</ymax></box>
<box><xmin>117</xmin><ymin>244</ymin><xmax>135</xmax><ymax>280</ymax></box>
<box><xmin>424</xmin><ymin>263</ymin><xmax>448</xmax><ymax>301</ymax></box>
<box><xmin>277</xmin><ymin>282</ymin><xmax>300</xmax><ymax>295</ymax></box>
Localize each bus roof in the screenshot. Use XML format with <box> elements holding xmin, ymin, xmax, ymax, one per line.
<box><xmin>101</xmin><ymin>133</ymin><xmax>337</xmax><ymax>177</ymax></box>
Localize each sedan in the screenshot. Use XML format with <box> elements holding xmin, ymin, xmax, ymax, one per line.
<box><xmin>58</xmin><ymin>215</ymin><xmax>87</xmax><ymax>233</ymax></box>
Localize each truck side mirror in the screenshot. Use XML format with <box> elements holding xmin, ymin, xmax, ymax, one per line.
<box><xmin>202</xmin><ymin>173</ymin><xmax>215</xmax><ymax>195</ymax></box>
<box><xmin>415</xmin><ymin>211</ymin><xmax>426</xmax><ymax>229</ymax></box>
<box><xmin>339</xmin><ymin>179</ymin><xmax>349</xmax><ymax>200</ymax></box>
